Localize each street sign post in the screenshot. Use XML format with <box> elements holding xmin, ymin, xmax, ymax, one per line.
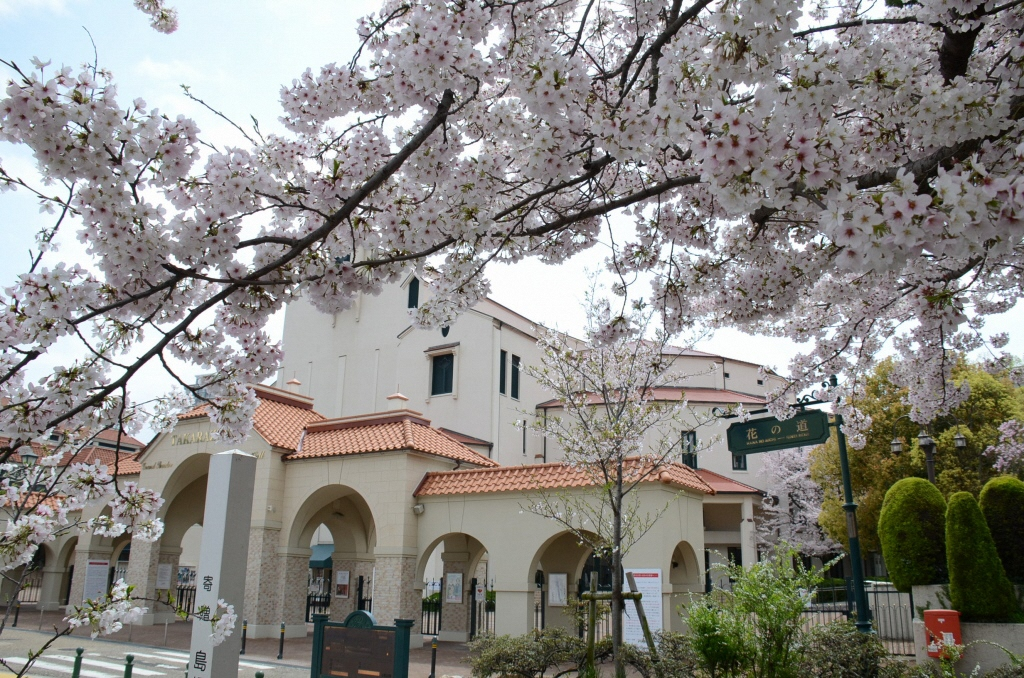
<box><xmin>724</xmin><ymin>405</ymin><xmax>871</xmax><ymax>634</ymax></box>
<box><xmin>726</xmin><ymin>409</ymin><xmax>831</xmax><ymax>455</ymax></box>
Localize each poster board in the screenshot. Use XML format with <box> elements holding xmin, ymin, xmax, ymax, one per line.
<box><xmin>548</xmin><ymin>573</ymin><xmax>568</xmax><ymax>606</ymax></box>
<box><xmin>336</xmin><ymin>570</ymin><xmax>350</xmax><ymax>598</ymax></box>
<box><xmin>445</xmin><ymin>572</ymin><xmax>463</xmax><ymax>604</ymax></box>
<box><xmin>156</xmin><ymin>563</ymin><xmax>173</xmax><ymax>590</ymax></box>
<box><xmin>83</xmin><ymin>560</ymin><xmax>110</xmax><ymax>602</ymax></box>
<box><xmin>623</xmin><ymin>568</ymin><xmax>662</xmax><ymax>647</ymax></box>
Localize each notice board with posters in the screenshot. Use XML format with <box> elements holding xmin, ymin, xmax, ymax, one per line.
<box><xmin>623</xmin><ymin>568</ymin><xmax>662</xmax><ymax>647</ymax></box>
<box><xmin>310</xmin><ymin>611</ymin><xmax>413</xmax><ymax>678</ymax></box>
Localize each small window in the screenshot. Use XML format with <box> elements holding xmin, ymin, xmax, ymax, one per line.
<box><xmin>407</xmin><ymin>277</ymin><xmax>420</xmax><ymax>309</ymax></box>
<box><xmin>511</xmin><ymin>355</ymin><xmax>521</xmax><ymax>399</ymax></box>
<box><xmin>681</xmin><ymin>431</ymin><xmax>698</xmax><ymax>469</ymax></box>
<box><xmin>757</xmin><ymin>379</ymin><xmax>764</xmax><ymax>385</ymax></box>
<box><xmin>441</xmin><ymin>326</ymin><xmax>450</xmax><ymax>337</ymax></box>
<box><xmin>431</xmin><ymin>354</ymin><xmax>454</xmax><ymax>395</ymax></box>
<box><xmin>499</xmin><ymin>350</ymin><xmax>508</xmax><ymax>395</ymax></box>
<box><xmin>732</xmin><ymin>453</ymin><xmax>747</xmax><ymax>471</ymax></box>
<box><xmin>724</xmin><ymin>372</ymin><xmax>730</xmax><ymax>379</ymax></box>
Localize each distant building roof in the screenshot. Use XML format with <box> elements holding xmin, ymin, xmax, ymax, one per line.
<box><xmin>695</xmin><ymin>468</ymin><xmax>762</xmax><ymax>495</ymax></box>
<box><xmin>287</xmin><ymin>410</ymin><xmax>498</xmax><ymax>468</ymax></box>
<box><xmin>414</xmin><ymin>458</ymin><xmax>714</xmax><ymax>497</ymax></box>
<box><xmin>536</xmin><ymin>387</ymin><xmax>767</xmax><ymax>409</ymax></box>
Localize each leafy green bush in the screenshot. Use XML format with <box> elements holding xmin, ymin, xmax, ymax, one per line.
<box><xmin>980</xmin><ymin>475</ymin><xmax>1024</xmax><ymax>583</ymax></box>
<box><xmin>878</xmin><ymin>477</ymin><xmax>948</xmax><ymax>591</ymax></box>
<box><xmin>620</xmin><ymin>631</ymin><xmax>699</xmax><ymax>678</ymax></box>
<box><xmin>798</xmin><ymin>621</ymin><xmax>891</xmax><ymax>678</ymax></box>
<box><xmin>467</xmin><ymin>627</ymin><xmax>609</xmax><ymax>678</ymax></box>
<box><xmin>685</xmin><ymin>546</ymin><xmax>823</xmax><ymax>678</ymax></box>
<box><xmin>687</xmin><ymin>595</ymin><xmax>748</xmax><ymax>678</ymax></box>
<box><xmin>946</xmin><ymin>491</ymin><xmax>1022</xmax><ymax>622</ymax></box>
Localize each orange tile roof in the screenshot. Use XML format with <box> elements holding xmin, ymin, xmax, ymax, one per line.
<box><xmin>174</xmin><ymin>385</ymin><xmax>323</xmax><ymax>451</ymax></box>
<box><xmin>438</xmin><ymin>428</ymin><xmax>493</xmax><ymax>448</ymax></box>
<box><xmin>59</xmin><ymin>447</ymin><xmax>142</xmax><ymax>475</ymax></box>
<box><xmin>536</xmin><ymin>387</ymin><xmax>766</xmax><ymax>409</ymax></box>
<box><xmin>414</xmin><ymin>457</ymin><xmax>714</xmax><ymax>497</ymax></box>
<box><xmin>286</xmin><ymin>410</ymin><xmax>498</xmax><ymax>468</ymax></box>
<box><xmin>695</xmin><ymin>468</ymin><xmax>762</xmax><ymax>495</ymax></box>
<box><xmin>0</xmin><ymin>438</ymin><xmax>140</xmax><ymax>474</ymax></box>
<box><xmin>93</xmin><ymin>428</ymin><xmax>145</xmax><ymax>448</ymax></box>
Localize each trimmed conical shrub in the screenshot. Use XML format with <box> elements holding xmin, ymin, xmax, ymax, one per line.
<box><xmin>980</xmin><ymin>475</ymin><xmax>1024</xmax><ymax>583</ymax></box>
<box><xmin>878</xmin><ymin>477</ymin><xmax>947</xmax><ymax>591</ymax></box>
<box><xmin>946</xmin><ymin>491</ymin><xmax>1021</xmax><ymax>622</ymax></box>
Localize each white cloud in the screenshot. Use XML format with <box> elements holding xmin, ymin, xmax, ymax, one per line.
<box><xmin>0</xmin><ymin>0</ymin><xmax>71</xmax><ymax>17</ymax></box>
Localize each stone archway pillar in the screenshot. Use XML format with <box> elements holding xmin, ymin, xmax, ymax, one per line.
<box><xmin>330</xmin><ymin>554</ymin><xmax>373</xmax><ymax>621</ymax></box>
<box><xmin>67</xmin><ymin>546</ymin><xmax>113</xmax><ymax>610</ymax></box>
<box><xmin>274</xmin><ymin>546</ymin><xmax>311</xmax><ymax>639</ymax></box>
<box><xmin>372</xmin><ymin>549</ymin><xmax>419</xmax><ymax>632</ymax></box>
<box><xmin>38</xmin><ymin>565</ymin><xmax>66</xmax><ymax>611</ymax></box>
<box><xmin>243</xmin><ymin>527</ymin><xmax>282</xmax><ymax>633</ymax></box>
<box><xmin>439</xmin><ymin>551</ymin><xmax>470</xmax><ymax>641</ymax></box>
<box><xmin>740</xmin><ymin>497</ymin><xmax>756</xmax><ymax>567</ymax></box>
<box><xmin>494</xmin><ymin>583</ymin><xmax>532</xmax><ymax>637</ymax></box>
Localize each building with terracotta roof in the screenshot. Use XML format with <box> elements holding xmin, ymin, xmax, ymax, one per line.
<box><xmin>45</xmin><ymin>280</ymin><xmax>795</xmax><ymax>646</ymax></box>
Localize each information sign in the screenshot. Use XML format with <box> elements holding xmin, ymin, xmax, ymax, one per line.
<box><xmin>623</xmin><ymin>569</ymin><xmax>662</xmax><ymax>647</ymax></box>
<box><xmin>83</xmin><ymin>560</ymin><xmax>110</xmax><ymax>602</ymax></box>
<box><xmin>310</xmin><ymin>611</ymin><xmax>412</xmax><ymax>678</ymax></box>
<box><xmin>321</xmin><ymin>626</ymin><xmax>396</xmax><ymax>678</ymax></box>
<box><xmin>726</xmin><ymin>410</ymin><xmax>831</xmax><ymax>455</ymax></box>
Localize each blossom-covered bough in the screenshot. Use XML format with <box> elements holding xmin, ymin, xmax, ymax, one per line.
<box><xmin>3</xmin><ymin>0</ymin><xmax>1024</xmax><ymax>451</ymax></box>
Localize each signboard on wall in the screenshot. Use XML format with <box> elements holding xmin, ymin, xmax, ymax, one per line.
<box><xmin>83</xmin><ymin>560</ymin><xmax>110</xmax><ymax>602</ymax></box>
<box><xmin>623</xmin><ymin>568</ymin><xmax>662</xmax><ymax>647</ymax></box>
<box><xmin>156</xmin><ymin>563</ymin><xmax>173</xmax><ymax>590</ymax></box>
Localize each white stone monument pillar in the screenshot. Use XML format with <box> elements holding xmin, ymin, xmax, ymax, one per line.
<box><xmin>186</xmin><ymin>451</ymin><xmax>256</xmax><ymax>678</ymax></box>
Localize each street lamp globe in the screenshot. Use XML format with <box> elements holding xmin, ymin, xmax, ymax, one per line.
<box><xmin>954</xmin><ymin>431</ymin><xmax>967</xmax><ymax>449</ymax></box>
<box><xmin>890</xmin><ymin>437</ymin><xmax>903</xmax><ymax>454</ymax></box>
<box><xmin>917</xmin><ymin>431</ymin><xmax>934</xmax><ymax>448</ymax></box>
<box><xmin>18</xmin><ymin>446</ymin><xmax>38</xmax><ymax>467</ymax></box>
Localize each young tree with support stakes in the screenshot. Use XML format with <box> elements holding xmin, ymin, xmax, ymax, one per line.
<box><xmin>525</xmin><ymin>297</ymin><xmax>711</xmax><ymax>678</ymax></box>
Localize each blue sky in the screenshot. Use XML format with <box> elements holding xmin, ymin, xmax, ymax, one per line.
<box><xmin>1</xmin><ymin>0</ymin><xmax>1019</xmax><ymax>399</ymax></box>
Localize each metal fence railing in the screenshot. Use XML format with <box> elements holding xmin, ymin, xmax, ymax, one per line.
<box><xmin>306</xmin><ymin>593</ymin><xmax>330</xmax><ymax>622</ymax></box>
<box><xmin>422</xmin><ymin>580</ymin><xmax>442</xmax><ymax>636</ymax></box>
<box><xmin>176</xmin><ymin>584</ymin><xmax>197</xmax><ymax>615</ymax></box>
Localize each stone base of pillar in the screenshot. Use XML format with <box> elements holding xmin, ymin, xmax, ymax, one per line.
<box><xmin>439</xmin><ymin>630</ymin><xmax>469</xmax><ymax>642</ymax></box>
<box><xmin>246</xmin><ymin>622</ymin><xmax>307</xmax><ymax>639</ymax></box>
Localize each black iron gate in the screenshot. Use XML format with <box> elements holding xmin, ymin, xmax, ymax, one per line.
<box><xmin>800</xmin><ymin>578</ymin><xmax>914</xmax><ymax>656</ymax></box>
<box><xmin>469</xmin><ymin>578</ymin><xmax>494</xmax><ymax>639</ymax></box>
<box><xmin>422</xmin><ymin>580</ymin><xmax>442</xmax><ymax>636</ymax></box>
<box><xmin>356</xmin><ymin>574</ymin><xmax>373</xmax><ymax>613</ymax></box>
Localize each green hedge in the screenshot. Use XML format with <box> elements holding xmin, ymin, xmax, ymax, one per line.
<box><xmin>946</xmin><ymin>491</ymin><xmax>1021</xmax><ymax>622</ymax></box>
<box><xmin>877</xmin><ymin>478</ymin><xmax>947</xmax><ymax>591</ymax></box>
<box><xmin>980</xmin><ymin>475</ymin><xmax>1024</xmax><ymax>583</ymax></box>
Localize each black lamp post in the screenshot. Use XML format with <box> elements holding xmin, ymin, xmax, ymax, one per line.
<box><xmin>890</xmin><ymin>416</ymin><xmax>969</xmax><ymax>486</ymax></box>
<box><xmin>18</xmin><ymin>447</ymin><xmax>38</xmax><ymax>467</ymax></box>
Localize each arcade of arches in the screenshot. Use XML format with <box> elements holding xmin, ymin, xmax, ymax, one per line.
<box><xmin>34</xmin><ymin>386</ymin><xmax>755</xmax><ymax>644</ymax></box>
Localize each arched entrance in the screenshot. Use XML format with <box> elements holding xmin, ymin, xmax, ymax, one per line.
<box><xmin>529</xmin><ymin>531</ymin><xmax>600</xmax><ymax>635</ymax></box>
<box><xmin>282</xmin><ymin>486</ymin><xmax>377</xmax><ymax>633</ymax></box>
<box><xmin>417</xmin><ymin>533</ymin><xmax>490</xmax><ymax>641</ymax></box>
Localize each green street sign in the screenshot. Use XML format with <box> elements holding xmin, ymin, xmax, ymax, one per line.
<box><xmin>726</xmin><ymin>410</ymin><xmax>831</xmax><ymax>455</ymax></box>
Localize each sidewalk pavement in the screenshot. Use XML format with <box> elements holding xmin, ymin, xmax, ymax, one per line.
<box><xmin>0</xmin><ymin>607</ymin><xmax>473</xmax><ymax>677</ymax></box>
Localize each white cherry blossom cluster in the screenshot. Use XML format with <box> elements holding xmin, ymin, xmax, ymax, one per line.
<box><xmin>758</xmin><ymin>446</ymin><xmax>839</xmax><ymax>557</ymax></box>
<box><xmin>210</xmin><ymin>599</ymin><xmax>237</xmax><ymax>646</ymax></box>
<box><xmin>986</xmin><ymin>419</ymin><xmax>1024</xmax><ymax>473</ymax></box>
<box><xmin>4</xmin><ymin>0</ymin><xmax>1024</xmax><ymax>475</ymax></box>
<box><xmin>66</xmin><ymin>580</ymin><xmax>146</xmax><ymax>638</ymax></box>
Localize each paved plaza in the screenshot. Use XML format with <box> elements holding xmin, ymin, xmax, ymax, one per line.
<box><xmin>0</xmin><ymin>610</ymin><xmax>471</xmax><ymax>678</ymax></box>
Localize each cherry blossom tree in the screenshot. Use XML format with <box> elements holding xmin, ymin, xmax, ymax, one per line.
<box><xmin>757</xmin><ymin>446</ymin><xmax>839</xmax><ymax>557</ymax></box>
<box><xmin>4</xmin><ymin>0</ymin><xmax>1024</xmax><ymax>460</ymax></box>
<box><xmin>525</xmin><ymin>298</ymin><xmax>712</xmax><ymax>678</ymax></box>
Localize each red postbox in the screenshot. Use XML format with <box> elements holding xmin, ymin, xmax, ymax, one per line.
<box><xmin>924</xmin><ymin>609</ymin><xmax>962</xmax><ymax>658</ymax></box>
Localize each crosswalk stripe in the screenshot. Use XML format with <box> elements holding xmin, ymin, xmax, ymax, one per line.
<box><xmin>5</xmin><ymin>657</ymin><xmax>114</xmax><ymax>678</ymax></box>
<box><xmin>144</xmin><ymin>649</ymin><xmax>271</xmax><ymax>670</ymax></box>
<box><xmin>51</xmin><ymin>654</ymin><xmax>163</xmax><ymax>676</ymax></box>
<box><xmin>111</xmin><ymin>651</ymin><xmax>184</xmax><ymax>664</ymax></box>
